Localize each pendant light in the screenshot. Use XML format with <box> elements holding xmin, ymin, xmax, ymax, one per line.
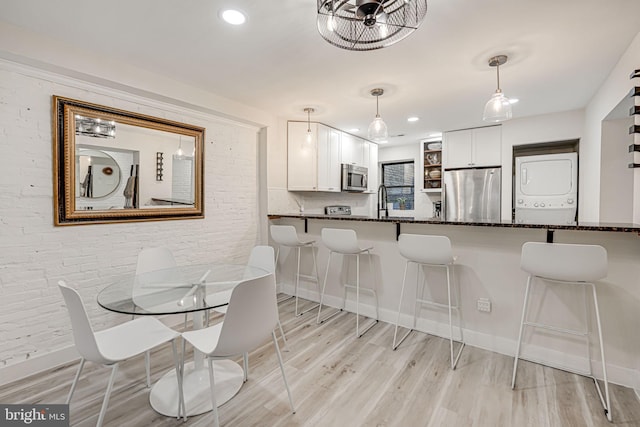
<box><xmin>368</xmin><ymin>88</ymin><xmax>388</xmax><ymax>143</ymax></box>
<box><xmin>483</xmin><ymin>55</ymin><xmax>513</xmax><ymax>122</ymax></box>
<box><xmin>304</xmin><ymin>107</ymin><xmax>315</xmax><ymax>145</ymax></box>
<box><xmin>176</xmin><ymin>135</ymin><xmax>184</xmax><ymax>158</ymax></box>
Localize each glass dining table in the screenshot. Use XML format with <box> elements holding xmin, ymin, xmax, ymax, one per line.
<box><xmin>97</xmin><ymin>263</ymin><xmax>271</xmax><ymax>417</ymax></box>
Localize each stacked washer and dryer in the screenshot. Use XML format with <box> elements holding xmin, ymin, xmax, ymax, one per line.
<box><xmin>514</xmin><ymin>152</ymin><xmax>578</xmax><ymax>225</ymax></box>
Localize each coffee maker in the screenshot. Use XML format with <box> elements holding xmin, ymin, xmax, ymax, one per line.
<box><xmin>433</xmin><ymin>201</ymin><xmax>442</xmax><ymax>219</ymax></box>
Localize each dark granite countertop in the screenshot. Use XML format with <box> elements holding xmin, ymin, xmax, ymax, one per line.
<box><xmin>268</xmin><ymin>213</ymin><xmax>640</xmax><ymax>233</ymax></box>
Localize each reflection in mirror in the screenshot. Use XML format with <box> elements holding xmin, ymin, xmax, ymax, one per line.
<box><xmin>53</xmin><ymin>96</ymin><xmax>205</xmax><ymax>225</ymax></box>
<box><xmin>77</xmin><ymin>148</ymin><xmax>121</xmax><ymax>199</ymax></box>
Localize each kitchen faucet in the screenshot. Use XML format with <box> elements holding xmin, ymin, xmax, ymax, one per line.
<box><xmin>377</xmin><ymin>184</ymin><xmax>388</xmax><ymax>219</ymax></box>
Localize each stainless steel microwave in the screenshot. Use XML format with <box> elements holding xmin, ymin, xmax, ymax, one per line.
<box><xmin>341</xmin><ymin>164</ymin><xmax>368</xmax><ymax>192</ymax></box>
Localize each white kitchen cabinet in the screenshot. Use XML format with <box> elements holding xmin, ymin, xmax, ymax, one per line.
<box><xmin>341</xmin><ymin>132</ymin><xmax>365</xmax><ymax>167</ymax></box>
<box><xmin>317</xmin><ymin>125</ymin><xmax>342</xmax><ymax>192</ymax></box>
<box><xmin>288</xmin><ymin>121</ymin><xmax>343</xmax><ymax>192</ymax></box>
<box><xmin>367</xmin><ymin>142</ymin><xmax>378</xmax><ymax>193</ymax></box>
<box><xmin>288</xmin><ymin>121</ymin><xmax>318</xmax><ymax>191</ymax></box>
<box><xmin>443</xmin><ymin>125</ymin><xmax>502</xmax><ymax>169</ymax></box>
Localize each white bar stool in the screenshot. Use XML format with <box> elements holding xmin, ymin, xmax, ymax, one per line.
<box><xmin>317</xmin><ymin>228</ymin><xmax>378</xmax><ymax>338</ymax></box>
<box><xmin>270</xmin><ymin>225</ymin><xmax>320</xmax><ymax>316</ymax></box>
<box><xmin>392</xmin><ymin>233</ymin><xmax>465</xmax><ymax>370</ymax></box>
<box><xmin>512</xmin><ymin>242</ymin><xmax>612</xmax><ymax>422</ymax></box>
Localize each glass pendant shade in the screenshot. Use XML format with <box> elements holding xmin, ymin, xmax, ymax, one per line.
<box><xmin>483</xmin><ymin>55</ymin><xmax>513</xmax><ymax>123</ymax></box>
<box><xmin>483</xmin><ymin>90</ymin><xmax>512</xmax><ymax>122</ymax></box>
<box><xmin>368</xmin><ymin>115</ymin><xmax>388</xmax><ymax>142</ymax></box>
<box><xmin>368</xmin><ymin>88</ymin><xmax>388</xmax><ymax>142</ymax></box>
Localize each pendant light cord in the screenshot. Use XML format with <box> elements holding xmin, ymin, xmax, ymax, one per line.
<box><xmin>376</xmin><ymin>94</ymin><xmax>381</xmax><ymax>118</ymax></box>
<box><xmin>496</xmin><ymin>63</ymin><xmax>501</xmax><ymax>92</ymax></box>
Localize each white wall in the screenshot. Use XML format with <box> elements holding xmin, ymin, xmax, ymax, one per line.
<box><xmin>600</xmin><ymin>118</ymin><xmax>634</xmax><ymax>222</ymax></box>
<box><xmin>583</xmin><ymin>31</ymin><xmax>640</xmax><ymax>222</ymax></box>
<box><xmin>0</xmin><ymin>59</ymin><xmax>266</xmax><ymax>384</ymax></box>
<box><xmin>500</xmin><ymin>109</ymin><xmax>585</xmax><ymax>220</ymax></box>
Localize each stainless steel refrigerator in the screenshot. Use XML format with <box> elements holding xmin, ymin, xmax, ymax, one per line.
<box><xmin>443</xmin><ymin>167</ymin><xmax>501</xmax><ymax>222</ymax></box>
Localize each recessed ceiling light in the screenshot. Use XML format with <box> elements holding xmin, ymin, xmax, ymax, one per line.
<box><xmin>407</xmin><ymin>116</ymin><xmax>420</xmax><ymax>122</ymax></box>
<box><xmin>221</xmin><ymin>9</ymin><xmax>246</xmax><ymax>25</ymax></box>
<box><xmin>509</xmin><ymin>98</ymin><xmax>519</xmax><ymax>104</ymax></box>
<box><xmin>349</xmin><ymin>128</ymin><xmax>360</xmax><ymax>133</ymax></box>
<box><xmin>428</xmin><ymin>132</ymin><xmax>442</xmax><ymax>138</ymax></box>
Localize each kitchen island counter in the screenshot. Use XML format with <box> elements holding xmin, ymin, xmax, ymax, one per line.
<box><xmin>268</xmin><ymin>213</ymin><xmax>640</xmax><ymax>233</ymax></box>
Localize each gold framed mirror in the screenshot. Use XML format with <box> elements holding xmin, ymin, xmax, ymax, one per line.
<box><xmin>53</xmin><ymin>96</ymin><xmax>205</xmax><ymax>225</ymax></box>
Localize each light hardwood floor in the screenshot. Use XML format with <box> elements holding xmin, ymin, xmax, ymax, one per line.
<box><xmin>2</xmin><ymin>297</ymin><xmax>640</xmax><ymax>427</ymax></box>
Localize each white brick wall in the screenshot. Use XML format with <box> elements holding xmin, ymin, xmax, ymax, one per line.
<box><xmin>0</xmin><ymin>62</ymin><xmax>261</xmax><ymax>376</ymax></box>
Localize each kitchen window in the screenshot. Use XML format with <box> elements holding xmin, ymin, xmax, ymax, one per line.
<box><xmin>382</xmin><ymin>161</ymin><xmax>415</xmax><ymax>210</ymax></box>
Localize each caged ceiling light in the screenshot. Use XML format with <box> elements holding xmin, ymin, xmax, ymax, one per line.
<box><xmin>368</xmin><ymin>88</ymin><xmax>388</xmax><ymax>143</ymax></box>
<box><xmin>317</xmin><ymin>0</ymin><xmax>428</xmax><ymax>51</ymax></box>
<box><xmin>482</xmin><ymin>55</ymin><xmax>513</xmax><ymax>122</ymax></box>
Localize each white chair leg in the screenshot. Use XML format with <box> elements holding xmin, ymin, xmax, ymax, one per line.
<box><xmin>207</xmin><ymin>358</ymin><xmax>220</xmax><ymax>427</ymax></box>
<box><xmin>243</xmin><ymin>352</ymin><xmax>249</xmax><ymax>382</ymax></box>
<box><xmin>179</xmin><ymin>338</ymin><xmax>187</xmax><ymax>422</ymax></box>
<box><xmin>590</xmin><ymin>283</ymin><xmax>612</xmax><ymax>422</ymax></box>
<box><xmin>145</xmin><ymin>350</ymin><xmax>151</xmax><ymax>388</ymax></box>
<box><xmin>272</xmin><ymin>331</ymin><xmax>296</xmax><ymax>413</ymax></box>
<box><xmin>317</xmin><ymin>252</ymin><xmax>342</xmax><ymax>324</ymax></box>
<box><xmin>171</xmin><ymin>340</ymin><xmax>183</xmax><ymax>420</ymax></box>
<box><xmin>446</xmin><ymin>265</ymin><xmax>464</xmax><ymax>370</ymax></box>
<box><xmin>369</xmin><ymin>251</ymin><xmax>378</xmax><ymax>321</ymax></box>
<box><xmin>512</xmin><ymin>275</ymin><xmax>533</xmax><ymax>389</ymax></box>
<box><xmin>392</xmin><ymin>261</ymin><xmax>412</xmax><ymax>350</ymax></box>
<box><xmin>355</xmin><ymin>252</ymin><xmax>377</xmax><ymax>338</ymax></box>
<box><xmin>66</xmin><ymin>358</ymin><xmax>85</xmax><ymax>404</ymax></box>
<box><xmin>96</xmin><ymin>364</ymin><xmax>118</xmax><ymax>427</ymax></box>
<box><xmin>295</xmin><ymin>245</ymin><xmax>320</xmax><ymax>316</ymax></box>
<box><xmin>277</xmin><ymin>320</ymin><xmax>288</xmax><ymax>349</ymax></box>
<box><xmin>294</xmin><ymin>246</ymin><xmax>301</xmax><ymax>315</ymax></box>
<box><xmin>275</xmin><ymin>246</ymin><xmax>294</xmax><ymax>304</ymax></box>
<box><xmin>356</xmin><ymin>254</ymin><xmax>361</xmax><ymax>337</ymax></box>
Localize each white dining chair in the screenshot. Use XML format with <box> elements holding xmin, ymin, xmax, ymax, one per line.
<box><xmin>180</xmin><ymin>274</ymin><xmax>295</xmax><ymax>426</ymax></box>
<box><xmin>58</xmin><ymin>281</ymin><xmax>182</xmax><ymax>427</ymax></box>
<box><xmin>207</xmin><ymin>246</ymin><xmax>288</xmax><ymax>379</ymax></box>
<box><xmin>207</xmin><ymin>246</ymin><xmax>286</xmax><ymax>335</ymax></box>
<box><xmin>512</xmin><ymin>242</ymin><xmax>612</xmax><ymax>422</ymax></box>
<box><xmin>133</xmin><ymin>246</ymin><xmax>185</xmax><ymax>317</ymax></box>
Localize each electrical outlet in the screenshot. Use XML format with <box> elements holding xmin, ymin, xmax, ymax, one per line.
<box><xmin>477</xmin><ymin>298</ymin><xmax>491</xmax><ymax>313</ymax></box>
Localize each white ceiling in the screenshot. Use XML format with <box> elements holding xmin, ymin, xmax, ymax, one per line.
<box><xmin>2</xmin><ymin>0</ymin><xmax>640</xmax><ymax>145</ymax></box>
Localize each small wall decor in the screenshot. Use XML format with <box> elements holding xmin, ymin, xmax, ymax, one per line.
<box><xmin>156</xmin><ymin>152</ymin><xmax>164</xmax><ymax>181</ymax></box>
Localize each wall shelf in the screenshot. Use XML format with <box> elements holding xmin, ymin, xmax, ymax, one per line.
<box><xmin>423</xmin><ymin>146</ymin><xmax>442</xmax><ymax>191</ymax></box>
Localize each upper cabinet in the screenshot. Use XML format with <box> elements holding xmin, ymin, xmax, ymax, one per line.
<box><xmin>288</xmin><ymin>121</ymin><xmax>318</xmax><ymax>191</ymax></box>
<box><xmin>317</xmin><ymin>125</ymin><xmax>342</xmax><ymax>192</ymax></box>
<box><xmin>288</xmin><ymin>121</ymin><xmax>376</xmax><ymax>192</ymax></box>
<box><xmin>341</xmin><ymin>132</ymin><xmax>366</xmax><ymax>167</ymax></box>
<box><xmin>443</xmin><ymin>125</ymin><xmax>502</xmax><ymax>169</ymax></box>
<box><xmin>367</xmin><ymin>142</ymin><xmax>378</xmax><ymax>193</ymax></box>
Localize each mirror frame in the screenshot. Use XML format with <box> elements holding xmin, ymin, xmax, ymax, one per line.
<box><xmin>52</xmin><ymin>95</ymin><xmax>205</xmax><ymax>225</ymax></box>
